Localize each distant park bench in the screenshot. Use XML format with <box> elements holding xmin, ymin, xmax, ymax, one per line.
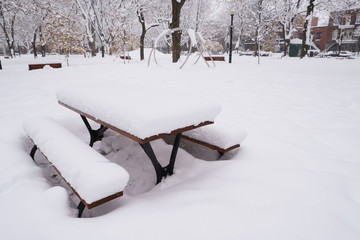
<box><xmin>24</xmin><ymin>117</ymin><xmax>129</xmax><ymax>217</ymax></box>
<box><xmin>28</xmin><ymin>63</ymin><xmax>62</xmax><ymax>71</ymax></box>
<box><xmin>120</xmin><ymin>56</ymin><xmax>131</xmax><ymax>60</ymax></box>
<box><xmin>204</xmin><ymin>56</ymin><xmax>225</xmax><ymax>61</ymax></box>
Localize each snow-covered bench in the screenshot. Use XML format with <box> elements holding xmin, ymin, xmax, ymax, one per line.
<box><xmin>120</xmin><ymin>55</ymin><xmax>131</xmax><ymax>60</ymax></box>
<box><xmin>204</xmin><ymin>56</ymin><xmax>225</xmax><ymax>61</ymax></box>
<box><xmin>28</xmin><ymin>63</ymin><xmax>62</xmax><ymax>71</ymax></box>
<box><xmin>24</xmin><ymin>117</ymin><xmax>129</xmax><ymax>217</ymax></box>
<box><xmin>182</xmin><ymin>122</ymin><xmax>247</xmax><ymax>157</ymax></box>
<box><xmin>57</xmin><ymin>83</ymin><xmax>221</xmax><ymax>184</ymax></box>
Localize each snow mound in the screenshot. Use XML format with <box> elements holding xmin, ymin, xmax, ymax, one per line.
<box><xmin>56</xmin><ymin>83</ymin><xmax>222</xmax><ymax>140</ymax></box>
<box><xmin>183</xmin><ymin>120</ymin><xmax>247</xmax><ymax>150</ymax></box>
<box><xmin>23</xmin><ymin>116</ymin><xmax>129</xmax><ymax>204</ymax></box>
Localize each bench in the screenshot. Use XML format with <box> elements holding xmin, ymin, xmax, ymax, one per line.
<box><xmin>56</xmin><ymin>83</ymin><xmax>221</xmax><ymax>184</ymax></box>
<box><xmin>182</xmin><ymin>122</ymin><xmax>247</xmax><ymax>157</ymax></box>
<box><xmin>24</xmin><ymin>117</ymin><xmax>129</xmax><ymax>217</ymax></box>
<box><xmin>204</xmin><ymin>56</ymin><xmax>225</xmax><ymax>61</ymax></box>
<box><xmin>28</xmin><ymin>63</ymin><xmax>62</xmax><ymax>71</ymax></box>
<box><xmin>120</xmin><ymin>56</ymin><xmax>131</xmax><ymax>60</ymax></box>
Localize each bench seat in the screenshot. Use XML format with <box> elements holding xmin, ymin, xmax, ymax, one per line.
<box><xmin>182</xmin><ymin>121</ymin><xmax>247</xmax><ymax>155</ymax></box>
<box><xmin>24</xmin><ymin>117</ymin><xmax>129</xmax><ymax>217</ymax></box>
<box><xmin>120</xmin><ymin>56</ymin><xmax>131</xmax><ymax>60</ymax></box>
<box><xmin>204</xmin><ymin>56</ymin><xmax>225</xmax><ymax>61</ymax></box>
<box><xmin>28</xmin><ymin>63</ymin><xmax>62</xmax><ymax>71</ymax></box>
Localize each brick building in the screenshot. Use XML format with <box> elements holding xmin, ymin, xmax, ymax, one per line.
<box><xmin>311</xmin><ymin>8</ymin><xmax>360</xmax><ymax>52</ymax></box>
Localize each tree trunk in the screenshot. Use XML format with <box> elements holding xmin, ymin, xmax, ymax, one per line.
<box><xmin>254</xmin><ymin>27</ymin><xmax>259</xmax><ymax>57</ymax></box>
<box><xmin>0</xmin><ymin>13</ymin><xmax>14</xmax><ymax>57</ymax></box>
<box><xmin>171</xmin><ymin>0</ymin><xmax>186</xmax><ymax>63</ymax></box>
<box><xmin>32</xmin><ymin>31</ymin><xmax>37</xmax><ymax>58</ymax></box>
<box><xmin>140</xmin><ymin>32</ymin><xmax>145</xmax><ymax>61</ymax></box>
<box><xmin>39</xmin><ymin>26</ymin><xmax>45</xmax><ymax>57</ymax></box>
<box><xmin>300</xmin><ymin>0</ymin><xmax>315</xmax><ymax>58</ymax></box>
<box><xmin>89</xmin><ymin>40</ymin><xmax>96</xmax><ymax>57</ymax></box>
<box><xmin>281</xmin><ymin>25</ymin><xmax>289</xmax><ymax>56</ymax></box>
<box><xmin>138</xmin><ymin>9</ymin><xmax>146</xmax><ymax>61</ymax></box>
<box><xmin>8</xmin><ymin>14</ymin><xmax>15</xmax><ymax>57</ymax></box>
<box><xmin>100</xmin><ymin>34</ymin><xmax>105</xmax><ymax>58</ymax></box>
<box><xmin>89</xmin><ymin>24</ymin><xmax>97</xmax><ymax>57</ymax></box>
<box><xmin>337</xmin><ymin>29</ymin><xmax>343</xmax><ymax>53</ymax></box>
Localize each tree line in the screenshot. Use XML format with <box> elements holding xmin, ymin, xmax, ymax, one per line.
<box><xmin>0</xmin><ymin>0</ymin><xmax>358</xmax><ymax>62</ymax></box>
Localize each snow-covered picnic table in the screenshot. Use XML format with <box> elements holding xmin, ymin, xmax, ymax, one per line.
<box><xmin>56</xmin><ymin>83</ymin><xmax>222</xmax><ymax>184</ymax></box>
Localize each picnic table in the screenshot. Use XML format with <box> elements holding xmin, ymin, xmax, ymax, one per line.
<box><xmin>56</xmin><ymin>83</ymin><xmax>221</xmax><ymax>184</ymax></box>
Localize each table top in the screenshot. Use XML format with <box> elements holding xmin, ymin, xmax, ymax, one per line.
<box><xmin>57</xmin><ymin>83</ymin><xmax>221</xmax><ymax>142</ymax></box>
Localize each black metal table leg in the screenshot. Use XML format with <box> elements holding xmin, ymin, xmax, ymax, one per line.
<box><xmin>140</xmin><ymin>133</ymin><xmax>182</xmax><ymax>184</ymax></box>
<box><xmin>30</xmin><ymin>145</ymin><xmax>38</xmax><ymax>162</ymax></box>
<box><xmin>80</xmin><ymin>115</ymin><xmax>108</xmax><ymax>146</ymax></box>
<box><xmin>140</xmin><ymin>142</ymin><xmax>164</xmax><ymax>184</ymax></box>
<box><xmin>77</xmin><ymin>202</ymin><xmax>85</xmax><ymax>218</ymax></box>
<box><xmin>165</xmin><ymin>133</ymin><xmax>182</xmax><ymax>176</ymax></box>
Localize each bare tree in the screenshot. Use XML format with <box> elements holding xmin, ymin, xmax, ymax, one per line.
<box><xmin>276</xmin><ymin>0</ymin><xmax>304</xmax><ymax>56</ymax></box>
<box><xmin>300</xmin><ymin>0</ymin><xmax>315</xmax><ymax>58</ymax></box>
<box><xmin>247</xmin><ymin>0</ymin><xmax>273</xmax><ymax>63</ymax></box>
<box><xmin>0</xmin><ymin>0</ymin><xmax>24</xmax><ymax>57</ymax></box>
<box><xmin>28</xmin><ymin>0</ymin><xmax>52</xmax><ymax>58</ymax></box>
<box><xmin>136</xmin><ymin>2</ymin><xmax>159</xmax><ymax>60</ymax></box>
<box><xmin>74</xmin><ymin>0</ymin><xmax>97</xmax><ymax>56</ymax></box>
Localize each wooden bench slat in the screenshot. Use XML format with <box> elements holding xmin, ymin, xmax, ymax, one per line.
<box><xmin>120</xmin><ymin>56</ymin><xmax>131</xmax><ymax>60</ymax></box>
<box><xmin>204</xmin><ymin>56</ymin><xmax>225</xmax><ymax>61</ymax></box>
<box><xmin>32</xmin><ymin>146</ymin><xmax>124</xmax><ymax>209</ymax></box>
<box><xmin>59</xmin><ymin>101</ymin><xmax>214</xmax><ymax>144</ymax></box>
<box><xmin>181</xmin><ymin>122</ymin><xmax>246</xmax><ymax>156</ymax></box>
<box><xmin>182</xmin><ymin>135</ymin><xmax>240</xmax><ymax>153</ymax></box>
<box><xmin>28</xmin><ymin>63</ymin><xmax>62</xmax><ymax>71</ymax></box>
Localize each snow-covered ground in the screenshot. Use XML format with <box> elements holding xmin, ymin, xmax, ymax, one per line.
<box><xmin>1</xmin><ymin>51</ymin><xmax>360</xmax><ymax>240</ymax></box>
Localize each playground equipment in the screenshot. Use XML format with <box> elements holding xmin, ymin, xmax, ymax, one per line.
<box><xmin>148</xmin><ymin>28</ymin><xmax>216</xmax><ymax>69</ymax></box>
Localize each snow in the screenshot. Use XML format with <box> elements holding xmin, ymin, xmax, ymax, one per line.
<box><xmin>1</xmin><ymin>51</ymin><xmax>360</xmax><ymax>240</ymax></box>
<box><xmin>196</xmin><ymin>32</ymin><xmax>206</xmax><ymax>45</ymax></box>
<box><xmin>183</xmin><ymin>121</ymin><xmax>247</xmax><ymax>150</ymax></box>
<box><xmin>23</xmin><ymin>116</ymin><xmax>129</xmax><ymax>204</ymax></box>
<box><xmin>187</xmin><ymin>28</ymin><xmax>197</xmax><ymax>47</ymax></box>
<box><xmin>290</xmin><ymin>38</ymin><xmax>303</xmax><ymax>44</ymax></box>
<box><xmin>57</xmin><ymin>83</ymin><xmax>221</xmax><ymax>140</ymax></box>
<box><xmin>154</xmin><ymin>29</ymin><xmax>171</xmax><ymax>48</ymax></box>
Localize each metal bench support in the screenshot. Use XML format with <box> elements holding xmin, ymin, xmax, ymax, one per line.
<box><xmin>140</xmin><ymin>133</ymin><xmax>182</xmax><ymax>184</ymax></box>
<box><xmin>79</xmin><ymin>114</ymin><xmax>184</xmax><ymax>184</ymax></box>
<box><xmin>80</xmin><ymin>115</ymin><xmax>108</xmax><ymax>147</ymax></box>
<box><xmin>30</xmin><ymin>145</ymin><xmax>38</xmax><ymax>162</ymax></box>
<box><xmin>77</xmin><ymin>202</ymin><xmax>85</xmax><ymax>218</ymax></box>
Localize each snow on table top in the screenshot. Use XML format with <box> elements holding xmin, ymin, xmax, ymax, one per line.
<box><xmin>183</xmin><ymin>120</ymin><xmax>247</xmax><ymax>150</ymax></box>
<box><xmin>56</xmin><ymin>83</ymin><xmax>222</xmax><ymax>140</ymax></box>
<box><xmin>24</xmin><ymin>117</ymin><xmax>129</xmax><ymax>204</ymax></box>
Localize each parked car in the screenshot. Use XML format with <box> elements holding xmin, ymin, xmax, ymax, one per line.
<box><xmin>319</xmin><ymin>51</ymin><xmax>355</xmax><ymax>58</ymax></box>
<box><xmin>239</xmin><ymin>51</ymin><xmax>254</xmax><ymax>56</ymax></box>
<box><xmin>339</xmin><ymin>51</ymin><xmax>354</xmax><ymax>57</ymax></box>
<box><xmin>238</xmin><ymin>51</ymin><xmax>271</xmax><ymax>56</ymax></box>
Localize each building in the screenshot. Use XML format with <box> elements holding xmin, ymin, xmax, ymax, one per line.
<box><xmin>311</xmin><ymin>8</ymin><xmax>360</xmax><ymax>52</ymax></box>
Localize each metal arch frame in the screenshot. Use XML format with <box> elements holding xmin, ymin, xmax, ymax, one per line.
<box><xmin>148</xmin><ymin>28</ymin><xmax>215</xmax><ymax>69</ymax></box>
